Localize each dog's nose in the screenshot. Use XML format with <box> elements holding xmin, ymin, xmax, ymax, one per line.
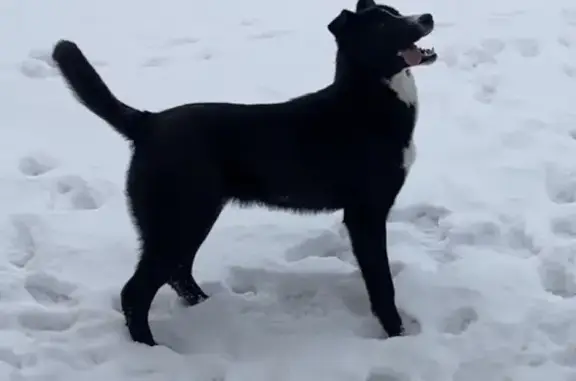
<box><xmin>418</xmin><ymin>13</ymin><xmax>434</xmax><ymax>27</ymax></box>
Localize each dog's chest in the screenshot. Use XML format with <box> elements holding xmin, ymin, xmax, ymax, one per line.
<box><xmin>387</xmin><ymin>69</ymin><xmax>418</xmax><ymax>114</ymax></box>
<box><xmin>385</xmin><ymin>69</ymin><xmax>418</xmax><ymax>172</ymax></box>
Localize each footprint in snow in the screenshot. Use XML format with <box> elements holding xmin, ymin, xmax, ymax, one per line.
<box><xmin>388</xmin><ymin>202</ymin><xmax>451</xmax><ymax>231</ymax></box>
<box><xmin>227</xmin><ymin>265</ymin><xmax>354</xmax><ymax>299</ymax></box>
<box><xmin>8</xmin><ymin>214</ymin><xmax>41</xmax><ymax>268</ymax></box>
<box><xmin>504</xmin><ymin>221</ymin><xmax>538</xmax><ymax>255</ymax></box>
<box><xmin>511</xmin><ymin>38</ymin><xmax>540</xmax><ymax>58</ymax></box>
<box><xmin>550</xmin><ymin>213</ymin><xmax>576</xmax><ymax>238</ymax></box>
<box><xmin>286</xmin><ymin>203</ymin><xmax>451</xmax><ymax>264</ymax></box>
<box><xmin>561</xmin><ymin>7</ymin><xmax>576</xmax><ymax>27</ymax></box>
<box><xmin>240</xmin><ymin>18</ymin><xmax>258</xmax><ymax>27</ymax></box>
<box><xmin>284</xmin><ymin>222</ymin><xmax>353</xmax><ymax>263</ymax></box>
<box><xmin>478</xmin><ymin>75</ymin><xmax>501</xmax><ymax>104</ymax></box>
<box><xmin>480</xmin><ymin>38</ymin><xmax>506</xmax><ymax>56</ymax></box>
<box><xmin>18</xmin><ymin>152</ymin><xmax>59</xmax><ymax>177</ymax></box>
<box><xmin>193</xmin><ymin>48</ymin><xmax>216</xmax><ymax>61</ymax></box>
<box><xmin>49</xmin><ymin>175</ymin><xmax>103</xmax><ymax>211</ymax></box>
<box><xmin>440</xmin><ymin>306</ymin><xmax>479</xmax><ymax>335</ymax></box>
<box><xmin>17</xmin><ymin>307</ymin><xmax>78</xmax><ymax>332</ymax></box>
<box><xmin>24</xmin><ymin>271</ymin><xmax>78</xmax><ymax>306</ymax></box>
<box><xmin>558</xmin><ymin>34</ymin><xmax>574</xmax><ymax>48</ymax></box>
<box><xmin>538</xmin><ymin>257</ymin><xmax>576</xmax><ymax>298</ymax></box>
<box><xmin>562</xmin><ymin>64</ymin><xmax>576</xmax><ymax>78</ymax></box>
<box><xmin>141</xmin><ymin>56</ymin><xmax>171</xmax><ymax>68</ymax></box>
<box><xmin>441</xmin><ymin>214</ymin><xmax>502</xmax><ymax>247</ymax></box>
<box><xmin>0</xmin><ymin>347</ymin><xmax>28</xmax><ymax>370</ymax></box>
<box><xmin>552</xmin><ymin>347</ymin><xmax>576</xmax><ymax>368</ymax></box>
<box><xmin>545</xmin><ymin>166</ymin><xmax>576</xmax><ymax>204</ymax></box>
<box><xmin>460</xmin><ymin>46</ymin><xmax>498</xmax><ymax>70</ymax></box>
<box><xmin>15</xmin><ymin>271</ymin><xmax>80</xmax><ymax>331</ymax></box>
<box><xmin>248</xmin><ymin>29</ymin><xmax>292</xmax><ymax>40</ymax></box>
<box><xmin>453</xmin><ymin>39</ymin><xmax>504</xmax><ymax>71</ymax></box>
<box><xmin>160</xmin><ymin>37</ymin><xmax>200</xmax><ymax>48</ymax></box>
<box><xmin>145</xmin><ymin>37</ymin><xmax>201</xmax><ymax>67</ymax></box>
<box><xmin>228</xmin><ymin>265</ymin><xmax>375</xmax><ymax>319</ymax></box>
<box><xmin>367</xmin><ymin>368</ymin><xmax>410</xmax><ymax>381</ymax></box>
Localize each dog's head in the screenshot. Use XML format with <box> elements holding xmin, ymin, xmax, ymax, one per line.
<box><xmin>329</xmin><ymin>0</ymin><xmax>437</xmax><ymax>79</ymax></box>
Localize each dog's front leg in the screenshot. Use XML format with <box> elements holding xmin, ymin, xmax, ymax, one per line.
<box><xmin>343</xmin><ymin>206</ymin><xmax>403</xmax><ymax>338</ymax></box>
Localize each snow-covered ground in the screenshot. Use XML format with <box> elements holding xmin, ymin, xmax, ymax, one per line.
<box><xmin>1</xmin><ymin>0</ymin><xmax>576</xmax><ymax>379</ymax></box>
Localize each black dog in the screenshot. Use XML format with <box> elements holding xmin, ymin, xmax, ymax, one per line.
<box><xmin>51</xmin><ymin>0</ymin><xmax>437</xmax><ymax>346</ymax></box>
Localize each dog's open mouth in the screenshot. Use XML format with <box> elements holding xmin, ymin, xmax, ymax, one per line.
<box><xmin>399</xmin><ymin>44</ymin><xmax>437</xmax><ymax>66</ymax></box>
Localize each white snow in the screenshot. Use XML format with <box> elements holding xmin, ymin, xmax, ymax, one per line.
<box><xmin>1</xmin><ymin>0</ymin><xmax>576</xmax><ymax>379</ymax></box>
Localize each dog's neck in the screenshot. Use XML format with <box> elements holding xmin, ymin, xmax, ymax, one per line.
<box><xmin>382</xmin><ymin>69</ymin><xmax>418</xmax><ymax>108</ymax></box>
<box><xmin>333</xmin><ymin>50</ymin><xmax>419</xmax><ymax>109</ymax></box>
<box><xmin>332</xmin><ymin>49</ymin><xmax>419</xmax><ymax>173</ymax></box>
<box><xmin>333</xmin><ymin>50</ymin><xmax>375</xmax><ymax>86</ymax></box>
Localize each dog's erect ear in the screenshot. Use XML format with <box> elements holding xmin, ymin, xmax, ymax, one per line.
<box><xmin>328</xmin><ymin>9</ymin><xmax>355</xmax><ymax>37</ymax></box>
<box><xmin>356</xmin><ymin>0</ymin><xmax>376</xmax><ymax>12</ymax></box>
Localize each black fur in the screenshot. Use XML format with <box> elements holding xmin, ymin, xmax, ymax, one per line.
<box><xmin>52</xmin><ymin>0</ymin><xmax>436</xmax><ymax>346</ymax></box>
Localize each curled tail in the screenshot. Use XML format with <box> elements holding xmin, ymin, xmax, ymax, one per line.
<box><xmin>51</xmin><ymin>40</ymin><xmax>147</xmax><ymax>141</ymax></box>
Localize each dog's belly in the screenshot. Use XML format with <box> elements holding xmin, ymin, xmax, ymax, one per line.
<box><xmin>264</xmin><ymin>194</ymin><xmax>343</xmax><ymax>212</ymax></box>
<box><xmin>230</xmin><ymin>183</ymin><xmax>344</xmax><ymax>213</ymax></box>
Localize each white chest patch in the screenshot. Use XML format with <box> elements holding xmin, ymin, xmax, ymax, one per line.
<box><xmin>384</xmin><ymin>69</ymin><xmax>419</xmax><ymax>173</ymax></box>
<box><xmin>387</xmin><ymin>69</ymin><xmax>419</xmax><ymax>109</ymax></box>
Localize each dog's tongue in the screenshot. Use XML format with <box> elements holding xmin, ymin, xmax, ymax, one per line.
<box><xmin>400</xmin><ymin>46</ymin><xmax>422</xmax><ymax>66</ymax></box>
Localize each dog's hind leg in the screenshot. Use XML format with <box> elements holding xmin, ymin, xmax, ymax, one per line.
<box><xmin>168</xmin><ymin>203</ymin><xmax>224</xmax><ymax>306</ymax></box>
<box><xmin>121</xmin><ymin>233</ymin><xmax>181</xmax><ymax>346</ymax></box>
<box><xmin>120</xmin><ymin>195</ymin><xmax>224</xmax><ymax>346</ymax></box>
<box><xmin>169</xmin><ymin>264</ymin><xmax>209</xmax><ymax>306</ymax></box>
<box><xmin>121</xmin><ymin>164</ymin><xmax>224</xmax><ymax>345</ymax></box>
